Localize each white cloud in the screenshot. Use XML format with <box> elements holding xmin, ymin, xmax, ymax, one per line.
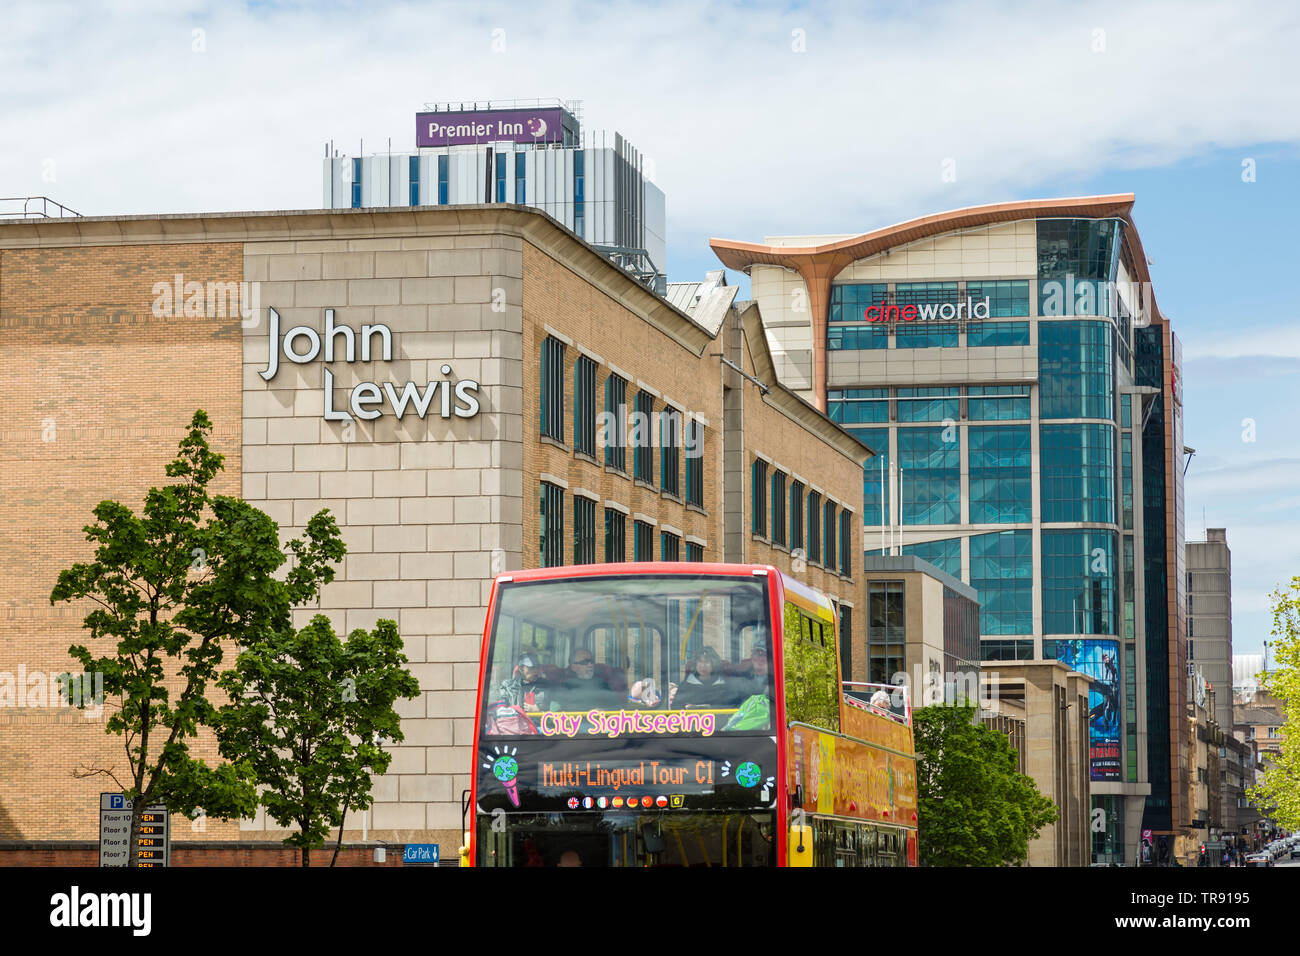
<box><xmin>2</xmin><ymin>0</ymin><xmax>1300</xmax><ymax>243</ymax></box>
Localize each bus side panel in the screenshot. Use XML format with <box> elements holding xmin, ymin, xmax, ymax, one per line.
<box><xmin>467</xmin><ymin>575</ymin><xmax>505</xmax><ymax>866</ymax></box>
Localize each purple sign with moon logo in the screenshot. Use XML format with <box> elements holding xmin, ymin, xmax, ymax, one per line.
<box><xmin>415</xmin><ymin>108</ymin><xmax>568</xmax><ymax>147</ymax></box>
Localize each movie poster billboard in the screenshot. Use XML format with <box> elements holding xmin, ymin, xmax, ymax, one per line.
<box><xmin>1054</xmin><ymin>639</ymin><xmax>1121</xmax><ymax>781</ymax></box>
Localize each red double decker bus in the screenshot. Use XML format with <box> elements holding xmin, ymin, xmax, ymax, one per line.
<box><xmin>466</xmin><ymin>562</ymin><xmax>917</xmax><ymax>867</ymax></box>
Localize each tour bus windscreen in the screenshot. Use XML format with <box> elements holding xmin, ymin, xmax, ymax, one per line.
<box><xmin>480</xmin><ymin>575</ymin><xmax>774</xmax><ymax>738</ymax></box>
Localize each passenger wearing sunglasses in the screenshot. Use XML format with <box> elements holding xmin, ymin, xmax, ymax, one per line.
<box><xmin>558</xmin><ymin>649</ymin><xmax>616</xmax><ymax>710</ymax></box>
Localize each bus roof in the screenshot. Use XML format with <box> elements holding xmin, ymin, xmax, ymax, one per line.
<box><xmin>491</xmin><ymin>563</ymin><xmax>836</xmax><ymax>617</ymax></box>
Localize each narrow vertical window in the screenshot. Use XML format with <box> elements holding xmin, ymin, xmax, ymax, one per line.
<box><xmin>496</xmin><ymin>152</ymin><xmax>507</xmax><ymax>203</ymax></box>
<box><xmin>573</xmin><ymin>355</ymin><xmax>597</xmax><ymax>457</ymax></box>
<box><xmin>604</xmin><ymin>374</ymin><xmax>627</xmax><ymax>471</ymax></box>
<box><xmin>633</xmin><ymin>520</ymin><xmax>654</xmax><ymax>562</ymax></box>
<box><xmin>409</xmin><ymin>156</ymin><xmax>420</xmax><ymax>206</ymax></box>
<box><xmin>574</xmin><ymin>150</ymin><xmax>585</xmax><ymax>238</ymax></box>
<box><xmin>515</xmin><ymin>152</ymin><xmax>526</xmax><ymax>204</ymax></box>
<box><xmin>539</xmin><ymin>336</ymin><xmax>566</xmax><ymax>443</ymax></box>
<box><xmin>808</xmin><ymin>490</ymin><xmax>822</xmax><ymax>563</ymax></box>
<box><xmin>540</xmin><ymin>482</ymin><xmax>564</xmax><ymax>567</ymax></box>
<box><xmin>604</xmin><ymin>508</ymin><xmax>625</xmax><ymax>562</ymax></box>
<box><xmin>660</xmin><ymin>531</ymin><xmax>680</xmax><ymax>561</ymax></box>
<box><xmin>661</xmin><ymin>407</ymin><xmax>681</xmax><ymax>496</ymax></box>
<box><xmin>685</xmin><ymin>419</ymin><xmax>704</xmax><ymax>507</ymax></box>
<box><xmin>633</xmin><ymin>391</ymin><xmax>656</xmax><ymax>484</ymax></box>
<box><xmin>839</xmin><ymin>510</ymin><xmax>852</xmax><ymax>576</ymax></box>
<box><xmin>824</xmin><ymin>500</ymin><xmax>837</xmax><ymax>572</ymax></box>
<box><xmin>437</xmin><ymin>154</ymin><xmax>449</xmax><ymax>205</ymax></box>
<box><xmin>573</xmin><ymin>496</ymin><xmax>596</xmax><ymax>564</ymax></box>
<box><xmin>351</xmin><ymin>158</ymin><xmax>363</xmax><ymax>208</ymax></box>
<box><xmin>686</xmin><ymin>541</ymin><xmax>704</xmax><ymax>562</ymax></box>
<box><xmin>771</xmin><ymin>471</ymin><xmax>788</xmax><ymax>547</ymax></box>
<box><xmin>790</xmin><ymin>481</ymin><xmax>805</xmax><ymax>551</ymax></box>
<box><xmin>751</xmin><ymin>459</ymin><xmax>768</xmax><ymax>537</ymax></box>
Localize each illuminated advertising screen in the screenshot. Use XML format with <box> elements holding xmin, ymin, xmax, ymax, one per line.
<box><xmin>1053</xmin><ymin>638</ymin><xmax>1121</xmax><ymax>781</ymax></box>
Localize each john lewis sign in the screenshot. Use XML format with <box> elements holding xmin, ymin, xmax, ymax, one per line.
<box><xmin>259</xmin><ymin>308</ymin><xmax>481</xmax><ymax>423</ymax></box>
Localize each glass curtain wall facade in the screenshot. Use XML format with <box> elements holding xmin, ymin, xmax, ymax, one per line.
<box><xmin>823</xmin><ymin>215</ymin><xmax>1164</xmax><ymax>857</ymax></box>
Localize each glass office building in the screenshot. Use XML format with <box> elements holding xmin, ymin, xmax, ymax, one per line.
<box><xmin>322</xmin><ymin>100</ymin><xmax>667</xmax><ymax>293</ymax></box>
<box><xmin>713</xmin><ymin>196</ymin><xmax>1188</xmax><ymax>863</ymax></box>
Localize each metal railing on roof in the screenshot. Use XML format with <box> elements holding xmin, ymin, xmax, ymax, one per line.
<box><xmin>0</xmin><ymin>196</ymin><xmax>82</xmax><ymax>219</ymax></box>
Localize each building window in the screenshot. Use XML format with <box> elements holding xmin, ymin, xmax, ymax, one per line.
<box><xmin>604</xmin><ymin>374</ymin><xmax>627</xmax><ymax>471</ymax></box>
<box><xmin>980</xmin><ymin>639</ymin><xmax>1033</xmax><ymax>661</ymax></box>
<box><xmin>828</xmin><ymin>326</ymin><xmax>889</xmax><ymax>350</ymax></box>
<box><xmin>895</xmin><ymin>323</ymin><xmax>959</xmax><ymax>349</ymax></box>
<box><xmin>604</xmin><ymin>508</ymin><xmax>625</xmax><ymax>563</ymax></box>
<box><xmin>633</xmin><ymin>520</ymin><xmax>654</xmax><ymax>562</ymax></box>
<box><xmin>437</xmin><ymin>154</ymin><xmax>449</xmax><ymax>205</ymax></box>
<box><xmin>752</xmin><ymin>459</ymin><xmax>768</xmax><ymax>538</ymax></box>
<box><xmin>967</xmin><ymin>385</ymin><xmax>1030</xmax><ymax>421</ymax></box>
<box><xmin>685</xmin><ymin>419</ymin><xmax>704</xmax><ymax>508</ymax></box>
<box><xmin>574</xmin><ymin>150</ymin><xmax>585</xmax><ymax>238</ymax></box>
<box><xmin>686</xmin><ymin>541</ymin><xmax>704</xmax><ymax>562</ymax></box>
<box><xmin>970</xmin><ymin>530</ymin><xmax>1032</xmax><ymax>635</ymax></box>
<box><xmin>807</xmin><ymin>490</ymin><xmax>821</xmax><ymax>563</ymax></box>
<box><xmin>1120</xmin><ymin>431</ymin><xmax>1134</xmax><ymax>530</ymax></box>
<box><xmin>409</xmin><ymin>156</ymin><xmax>420</xmax><ymax>206</ymax></box>
<box><xmin>1036</xmin><ymin>218</ymin><xmax>1121</xmax><ymax>281</ymax></box>
<box><xmin>514</xmin><ymin>152</ymin><xmax>526</xmax><ymax>204</ymax></box>
<box><xmin>539</xmin><ymin>336</ymin><xmax>566</xmax><ymax>443</ymax></box>
<box><xmin>968</xmin><ymin>425</ymin><xmax>1031</xmax><ymax>523</ymax></box>
<box><xmin>790</xmin><ymin>481</ymin><xmax>805</xmax><ymax>552</ymax></box>
<box><xmin>853</xmin><ymin>429</ymin><xmax>890</xmax><ymax>528</ymax></box>
<box><xmin>1041</xmin><ymin>530</ymin><xmax>1117</xmax><ymax>635</ymax></box>
<box><xmin>661</xmin><ymin>531</ymin><xmax>680</xmax><ymax>561</ymax></box>
<box><xmin>838</xmin><ymin>604</ymin><xmax>853</xmax><ymax>680</ymax></box>
<box><xmin>351</xmin><ymin>158</ymin><xmax>363</xmax><ymax>208</ymax></box>
<box><xmin>966</xmin><ymin>322</ymin><xmax>1030</xmax><ymax>347</ymax></box>
<box><xmin>1039</xmin><ymin>320</ymin><xmax>1114</xmax><ymax>420</ymax></box>
<box><xmin>965</xmin><ymin>280</ymin><xmax>1030</xmax><ymax>317</ymax></box>
<box><xmin>828</xmin><ymin>388</ymin><xmax>889</xmax><ymax>424</ymax></box>
<box><xmin>661</xmin><ymin>407</ymin><xmax>681</xmax><ymax>496</ymax></box>
<box><xmin>905</xmin><ymin>538</ymin><xmax>961</xmax><ymax>578</ymax></box>
<box><xmin>897</xmin><ymin>387</ymin><xmax>958</xmax><ymax>423</ymax></box>
<box><xmin>867</xmin><ymin>582</ymin><xmax>905</xmax><ymax>684</ymax></box>
<box><xmin>540</xmin><ymin>482</ymin><xmax>564</xmax><ymax>568</ymax></box>
<box><xmin>1040</xmin><ymin>423</ymin><xmax>1116</xmax><ymax>523</ymax></box>
<box><xmin>573</xmin><ymin>496</ymin><xmax>596</xmax><ymax>565</ymax></box>
<box><xmin>823</xmin><ymin>500</ymin><xmax>837</xmax><ymax>572</ymax></box>
<box><xmin>633</xmin><ymin>390</ymin><xmax>655</xmax><ymax>484</ymax></box>
<box><xmin>496</xmin><ymin>152</ymin><xmax>507</xmax><ymax>203</ymax></box>
<box><xmin>898</xmin><ymin>427</ymin><xmax>960</xmax><ymax>525</ymax></box>
<box><xmin>838</xmin><ymin>510</ymin><xmax>851</xmax><ymax>576</ymax></box>
<box><xmin>895</xmin><ymin>281</ymin><xmax>960</xmax><ymax>308</ymax></box>
<box><xmin>573</xmin><ymin>355</ymin><xmax>597</xmax><ymax>458</ymax></box>
<box><xmin>829</xmin><ymin>283</ymin><xmax>888</xmax><ymax>323</ymax></box>
<box><xmin>771</xmin><ymin>471</ymin><xmax>788</xmax><ymax>547</ymax></box>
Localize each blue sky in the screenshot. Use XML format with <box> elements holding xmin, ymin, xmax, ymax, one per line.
<box><xmin>3</xmin><ymin>0</ymin><xmax>1296</xmax><ymax>658</ymax></box>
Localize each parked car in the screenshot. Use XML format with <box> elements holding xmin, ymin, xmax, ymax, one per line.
<box><xmin>1246</xmin><ymin>852</ymin><xmax>1273</xmax><ymax>867</ymax></box>
<box><xmin>1290</xmin><ymin>844</ymin><xmax>1300</xmax><ymax>860</ymax></box>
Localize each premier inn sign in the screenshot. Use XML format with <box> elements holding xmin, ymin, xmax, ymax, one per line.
<box><xmin>259</xmin><ymin>308</ymin><xmax>481</xmax><ymax>423</ymax></box>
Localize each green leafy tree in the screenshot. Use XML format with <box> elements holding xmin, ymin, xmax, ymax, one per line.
<box><xmin>1247</xmin><ymin>576</ymin><xmax>1300</xmax><ymax>830</ymax></box>
<box><xmin>914</xmin><ymin>704</ymin><xmax>1057</xmax><ymax>866</ymax></box>
<box><xmin>50</xmin><ymin>410</ymin><xmax>345</xmax><ymax>865</ymax></box>
<box><xmin>215</xmin><ymin>614</ymin><xmax>420</xmax><ymax>866</ymax></box>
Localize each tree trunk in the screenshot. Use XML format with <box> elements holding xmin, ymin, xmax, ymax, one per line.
<box><xmin>330</xmin><ymin>807</ymin><xmax>348</xmax><ymax>868</ymax></box>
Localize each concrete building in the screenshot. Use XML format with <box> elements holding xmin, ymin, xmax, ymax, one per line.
<box><xmin>712</xmin><ymin>194</ymin><xmax>1184</xmax><ymax>864</ymax></box>
<box><xmin>324</xmin><ymin>100</ymin><xmax>667</xmax><ymax>292</ymax></box>
<box><xmin>858</xmin><ymin>554</ymin><xmax>980</xmax><ymax>705</ymax></box>
<box><xmin>0</xmin><ymin>202</ymin><xmax>867</xmax><ymax>859</ymax></box>
<box><xmin>1187</xmin><ymin>528</ymin><xmax>1232</xmax><ymax>729</ymax></box>
<box><xmin>980</xmin><ymin>661</ymin><xmax>1092</xmax><ymax>867</ymax></box>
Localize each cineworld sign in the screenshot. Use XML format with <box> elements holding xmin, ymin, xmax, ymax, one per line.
<box><xmin>864</xmin><ymin>296</ymin><xmax>991</xmax><ymax>323</ymax></box>
<box><xmin>259</xmin><ymin>308</ymin><xmax>481</xmax><ymax>423</ymax></box>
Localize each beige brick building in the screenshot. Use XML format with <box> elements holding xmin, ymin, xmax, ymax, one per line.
<box><xmin>0</xmin><ymin>205</ymin><xmax>868</xmax><ymax>856</ymax></box>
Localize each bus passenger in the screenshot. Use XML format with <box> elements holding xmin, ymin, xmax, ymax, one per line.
<box><xmin>673</xmin><ymin>647</ymin><xmax>732</xmax><ymax>709</ymax></box>
<box><xmin>558</xmin><ymin>650</ymin><xmax>616</xmax><ymax>710</ymax></box>
<box><xmin>734</xmin><ymin>638</ymin><xmax>774</xmax><ymax>702</ymax></box>
<box><xmin>504</xmin><ymin>653</ymin><xmax>552</xmax><ymax>713</ymax></box>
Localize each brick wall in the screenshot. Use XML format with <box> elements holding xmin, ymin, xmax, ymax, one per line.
<box><xmin>0</xmin><ymin>243</ymin><xmax>243</xmax><ymax>840</ymax></box>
